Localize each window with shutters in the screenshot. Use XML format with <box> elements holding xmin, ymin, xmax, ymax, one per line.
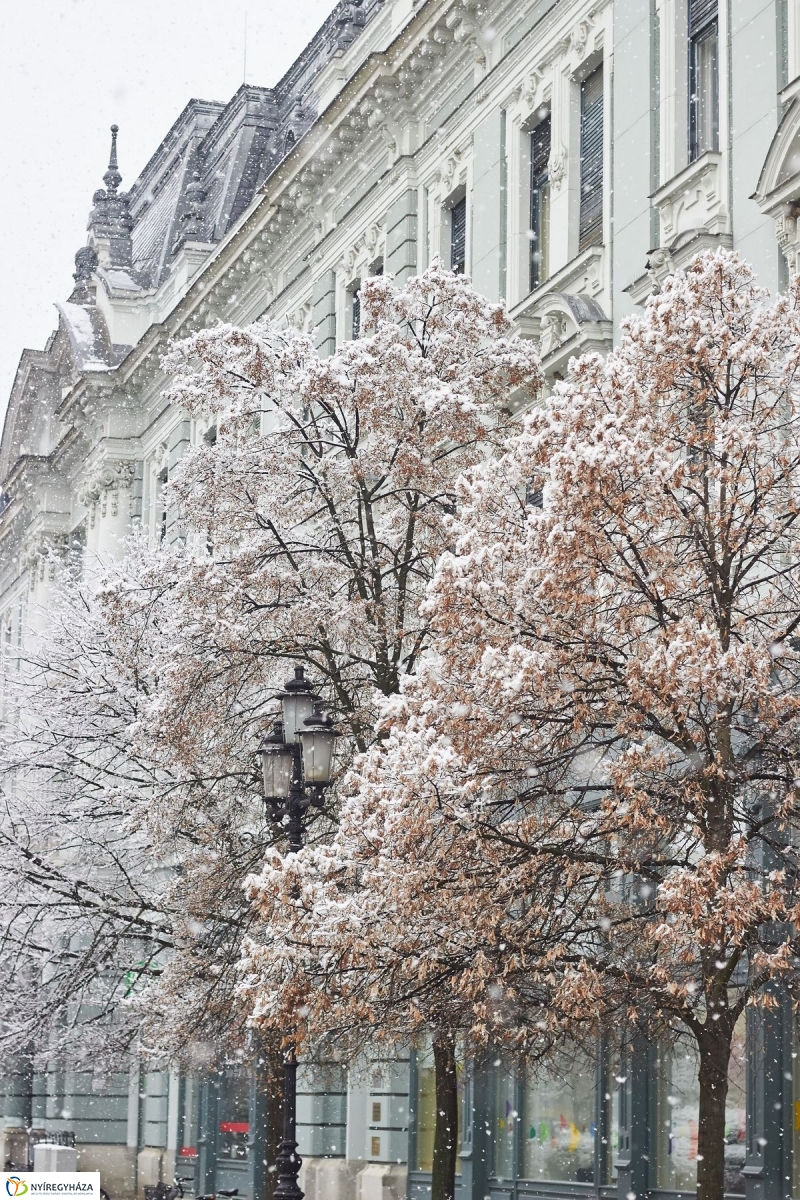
<box><xmin>579</xmin><ymin>66</ymin><xmax>604</xmax><ymax>252</ymax></box>
<box><xmin>529</xmin><ymin>116</ymin><xmax>551</xmax><ymax>291</ymax></box>
<box><xmin>450</xmin><ymin>196</ymin><xmax>467</xmax><ymax>274</ymax></box>
<box><xmin>689</xmin><ymin>0</ymin><xmax>719</xmax><ymax>160</ymax></box>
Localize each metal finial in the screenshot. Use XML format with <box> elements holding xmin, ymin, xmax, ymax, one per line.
<box><xmin>103</xmin><ymin>124</ymin><xmax>122</xmax><ymax>194</ymax></box>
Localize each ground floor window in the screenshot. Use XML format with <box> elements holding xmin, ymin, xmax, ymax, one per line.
<box><xmin>414</xmin><ymin>1043</ymin><xmax>462</xmax><ymax>1173</ymax></box>
<box><xmin>523</xmin><ymin>1052</ymin><xmax>597</xmax><ymax>1183</ymax></box>
<box><xmin>218</xmin><ymin>1065</ymin><xmax>250</xmax><ymax>1161</ymax></box>
<box><xmin>490</xmin><ymin>1050</ymin><xmax>599</xmax><ymax>1183</ymax></box>
<box><xmin>179</xmin><ymin>1075</ymin><xmax>200</xmax><ymax>1161</ymax></box>
<box><xmin>655</xmin><ymin>1017</ymin><xmax>745</xmax><ymax>1193</ymax></box>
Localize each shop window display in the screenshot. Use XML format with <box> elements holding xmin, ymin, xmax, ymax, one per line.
<box><xmin>522</xmin><ymin>1054</ymin><xmax>596</xmax><ymax>1183</ymax></box>
<box><xmin>493</xmin><ymin>1063</ymin><xmax>517</xmax><ymax>1180</ymax></box>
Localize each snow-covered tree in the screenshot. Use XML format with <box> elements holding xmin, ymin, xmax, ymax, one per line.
<box><xmin>123</xmin><ymin>261</ymin><xmax>537</xmax><ymax>1191</ymax></box>
<box><xmin>0</xmin><ymin>543</ymin><xmax>176</xmax><ymax>1067</ymax></box>
<box><xmin>136</xmin><ymin>262</ymin><xmax>539</xmax><ymax>768</ymax></box>
<box><xmin>245</xmin><ymin>250</ymin><xmax>800</xmax><ymax>1200</ymax></box>
<box><xmin>0</xmin><ymin>264</ymin><xmax>541</xmax><ymax>1191</ymax></box>
<box><xmin>0</xmin><ymin>536</ymin><xmax>282</xmax><ymax>1071</ymax></box>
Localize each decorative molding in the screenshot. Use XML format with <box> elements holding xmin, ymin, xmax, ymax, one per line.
<box><xmin>651</xmin><ymin>152</ymin><xmax>729</xmax><ymax>249</ymax></box>
<box><xmin>775</xmin><ymin>207</ymin><xmax>800</xmax><ymax>276</ymax></box>
<box><xmin>548</xmin><ymin>144</ymin><xmax>568</xmax><ymax>191</ymax></box>
<box><xmin>286</xmin><ymin>302</ymin><xmax>312</xmax><ymax>334</ymax></box>
<box><xmin>339</xmin><ymin>223</ymin><xmax>386</xmax><ymax>278</ymax></box>
<box><xmin>78</xmin><ymin>459</ymin><xmax>136</xmax><ymax>523</ymax></box>
<box><xmin>21</xmin><ymin>532</ymin><xmax>70</xmax><ymax>586</ymax></box>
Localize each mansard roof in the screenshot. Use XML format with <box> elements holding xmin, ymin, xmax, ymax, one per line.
<box><xmin>93</xmin><ymin>0</ymin><xmax>385</xmax><ymax>291</ymax></box>
<box><xmin>1</xmin><ymin>0</ymin><xmax>386</xmax><ymax>495</ymax></box>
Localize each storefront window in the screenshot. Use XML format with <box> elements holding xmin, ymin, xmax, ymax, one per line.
<box><xmin>523</xmin><ymin>1053</ymin><xmax>596</xmax><ymax>1183</ymax></box>
<box><xmin>179</xmin><ymin>1075</ymin><xmax>200</xmax><ymax>1162</ymax></box>
<box><xmin>656</xmin><ymin>1019</ymin><xmax>745</xmax><ymax>1193</ymax></box>
<box><xmin>493</xmin><ymin>1063</ymin><xmax>517</xmax><ymax>1180</ymax></box>
<box><xmin>415</xmin><ymin>1050</ymin><xmax>435</xmax><ymax>1172</ymax></box>
<box><xmin>792</xmin><ymin>1015</ymin><xmax>800</xmax><ymax>1197</ymax></box>
<box><xmin>218</xmin><ymin>1065</ymin><xmax>250</xmax><ymax>1161</ymax></box>
<box><xmin>414</xmin><ymin>1045</ymin><xmax>462</xmax><ymax>1174</ymax></box>
<box><xmin>605</xmin><ymin>1061</ymin><xmax>621</xmax><ymax>1181</ymax></box>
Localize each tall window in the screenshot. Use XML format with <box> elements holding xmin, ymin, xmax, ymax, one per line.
<box><xmin>579</xmin><ymin>66</ymin><xmax>604</xmax><ymax>251</ymax></box>
<box><xmin>217</xmin><ymin>1065</ymin><xmax>250</xmax><ymax>1161</ymax></box>
<box><xmin>689</xmin><ymin>0</ymin><xmax>719</xmax><ymax>160</ymax></box>
<box><xmin>351</xmin><ymin>286</ymin><xmax>361</xmax><ymax>339</ymax></box>
<box><xmin>529</xmin><ymin>116</ymin><xmax>551</xmax><ymax>291</ymax></box>
<box><xmin>157</xmin><ymin>466</ymin><xmax>168</xmax><ymax>542</ymax></box>
<box><xmin>655</xmin><ymin>1020</ymin><xmax>745</xmax><ymax>1194</ymax></box>
<box><xmin>414</xmin><ymin>1043</ymin><xmax>462</xmax><ymax>1174</ymax></box>
<box><xmin>450</xmin><ymin>196</ymin><xmax>467</xmax><ymax>274</ymax></box>
<box><xmin>523</xmin><ymin>1053</ymin><xmax>597</xmax><ymax>1183</ymax></box>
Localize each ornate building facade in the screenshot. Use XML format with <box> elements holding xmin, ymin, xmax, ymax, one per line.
<box><xmin>3</xmin><ymin>0</ymin><xmax>800</xmax><ymax>1198</ymax></box>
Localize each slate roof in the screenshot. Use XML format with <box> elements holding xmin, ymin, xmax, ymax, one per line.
<box><xmin>109</xmin><ymin>0</ymin><xmax>385</xmax><ymax>291</ymax></box>
<box><xmin>1</xmin><ymin>0</ymin><xmax>384</xmax><ymax>491</ymax></box>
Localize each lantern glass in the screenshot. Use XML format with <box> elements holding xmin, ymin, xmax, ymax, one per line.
<box><xmin>281</xmin><ymin>691</ymin><xmax>315</xmax><ymax>743</ymax></box>
<box><xmin>261</xmin><ymin>744</ymin><xmax>293</xmax><ymax>798</ymax></box>
<box><xmin>299</xmin><ymin>725</ymin><xmax>336</xmax><ymax>784</ymax></box>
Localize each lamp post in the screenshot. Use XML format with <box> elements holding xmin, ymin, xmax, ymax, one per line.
<box><xmin>260</xmin><ymin>666</ymin><xmax>339</xmax><ymax>1200</ymax></box>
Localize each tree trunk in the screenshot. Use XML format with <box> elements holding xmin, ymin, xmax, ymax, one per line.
<box><xmin>263</xmin><ymin>1041</ymin><xmax>285</xmax><ymax>1200</ymax></box>
<box><xmin>431</xmin><ymin>1032</ymin><xmax>459</xmax><ymax>1200</ymax></box>
<box><xmin>696</xmin><ymin>1028</ymin><xmax>732</xmax><ymax>1200</ymax></box>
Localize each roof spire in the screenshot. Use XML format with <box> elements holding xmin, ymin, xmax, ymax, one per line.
<box><xmin>103</xmin><ymin>124</ymin><xmax>122</xmax><ymax>194</ymax></box>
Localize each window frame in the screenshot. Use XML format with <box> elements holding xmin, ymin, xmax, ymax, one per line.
<box><xmin>578</xmin><ymin>64</ymin><xmax>604</xmax><ymax>253</ymax></box>
<box><xmin>450</xmin><ymin>196</ymin><xmax>467</xmax><ymax>275</ymax></box>
<box><xmin>688</xmin><ymin>2</ymin><xmax>720</xmax><ymax>162</ymax></box>
<box><xmin>529</xmin><ymin>115</ymin><xmax>552</xmax><ymax>292</ymax></box>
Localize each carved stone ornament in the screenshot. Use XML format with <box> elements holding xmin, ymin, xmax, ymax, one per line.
<box><xmin>339</xmin><ymin>224</ymin><xmax>385</xmax><ymax>278</ymax></box>
<box><xmin>775</xmin><ymin>206</ymin><xmax>800</xmax><ymax>276</ymax></box>
<box><xmin>521</xmin><ymin>67</ymin><xmax>545</xmax><ymax>110</ymax></box>
<box><xmin>646</xmin><ymin>247</ymin><xmax>676</xmax><ymax>290</ymax></box>
<box><xmin>78</xmin><ymin>460</ymin><xmax>136</xmax><ymax>524</ymax></box>
<box><xmin>548</xmin><ymin>145</ymin><xmax>568</xmax><ymax>191</ymax></box>
<box><xmin>435</xmin><ymin>145</ymin><xmax>468</xmax><ymax>193</ymax></box>
<box><xmin>22</xmin><ymin>533</ymin><xmax>69</xmax><ymax>588</ymax></box>
<box><xmin>286</xmin><ymin>302</ymin><xmax>312</xmax><ymax>333</ymax></box>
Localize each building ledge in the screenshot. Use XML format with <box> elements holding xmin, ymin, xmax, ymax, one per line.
<box><xmin>651</xmin><ymin>151</ymin><xmax>729</xmax><ymax>250</ymax></box>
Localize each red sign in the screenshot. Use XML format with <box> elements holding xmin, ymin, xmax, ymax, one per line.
<box><xmin>219</xmin><ymin>1123</ymin><xmax>250</xmax><ymax>1134</ymax></box>
<box><xmin>178</xmin><ymin>1148</ymin><xmax>197</xmax><ymax>1157</ymax></box>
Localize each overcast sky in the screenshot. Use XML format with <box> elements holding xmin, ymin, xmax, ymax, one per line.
<box><xmin>0</xmin><ymin>0</ymin><xmax>336</xmax><ymax>414</ymax></box>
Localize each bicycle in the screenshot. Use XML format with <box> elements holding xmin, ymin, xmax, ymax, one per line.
<box><xmin>144</xmin><ymin>1175</ymin><xmax>196</xmax><ymax>1200</ymax></box>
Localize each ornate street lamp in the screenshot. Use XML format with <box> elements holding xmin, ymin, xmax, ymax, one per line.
<box><xmin>259</xmin><ymin>666</ymin><xmax>339</xmax><ymax>1200</ymax></box>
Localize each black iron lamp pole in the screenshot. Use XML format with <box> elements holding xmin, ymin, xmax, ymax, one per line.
<box><xmin>260</xmin><ymin>666</ymin><xmax>339</xmax><ymax>1200</ymax></box>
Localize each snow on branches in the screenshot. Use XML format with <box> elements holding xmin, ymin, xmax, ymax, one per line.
<box><xmin>242</xmin><ymin>251</ymin><xmax>800</xmax><ymax>1200</ymax></box>
<box><xmin>147</xmin><ymin>260</ymin><xmax>541</xmax><ymax>766</ymax></box>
